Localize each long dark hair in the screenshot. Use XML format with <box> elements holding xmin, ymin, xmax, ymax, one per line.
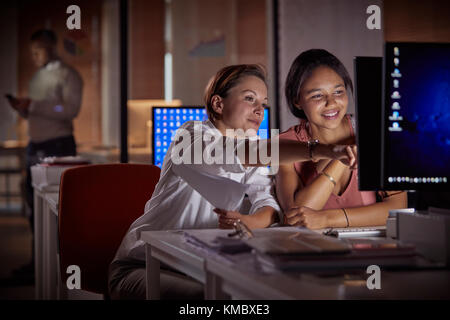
<box><xmin>285</xmin><ymin>49</ymin><xmax>353</xmax><ymax>119</ymax></box>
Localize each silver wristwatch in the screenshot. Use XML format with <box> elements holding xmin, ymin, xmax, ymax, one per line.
<box><xmin>307</xmin><ymin>139</ymin><xmax>320</xmax><ymax>160</ymax></box>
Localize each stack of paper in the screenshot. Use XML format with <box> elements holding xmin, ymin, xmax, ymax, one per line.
<box><xmin>255</xmin><ymin>237</ymin><xmax>417</xmax><ymax>271</ymax></box>
<box><xmin>31</xmin><ymin>156</ymin><xmax>90</xmax><ymax>188</ymax></box>
<box><xmin>40</xmin><ymin>156</ymin><xmax>90</xmax><ymax>166</ymax></box>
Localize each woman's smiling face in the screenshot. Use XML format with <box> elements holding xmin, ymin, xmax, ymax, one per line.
<box><xmin>296</xmin><ymin>66</ymin><xmax>349</xmax><ymax>130</ymax></box>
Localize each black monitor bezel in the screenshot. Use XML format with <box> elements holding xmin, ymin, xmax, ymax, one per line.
<box><xmin>354</xmin><ymin>56</ymin><xmax>384</xmax><ymax>191</ymax></box>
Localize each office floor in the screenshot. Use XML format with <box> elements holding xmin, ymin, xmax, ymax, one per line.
<box><xmin>0</xmin><ymin>214</ymin><xmax>34</xmax><ymax>299</ymax></box>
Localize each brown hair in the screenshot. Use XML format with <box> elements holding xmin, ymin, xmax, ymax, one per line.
<box><xmin>285</xmin><ymin>49</ymin><xmax>353</xmax><ymax>119</ymax></box>
<box><xmin>204</xmin><ymin>64</ymin><xmax>267</xmax><ymax>121</ymax></box>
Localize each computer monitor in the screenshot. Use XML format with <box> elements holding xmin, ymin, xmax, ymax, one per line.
<box><xmin>382</xmin><ymin>42</ymin><xmax>450</xmax><ymax>191</ymax></box>
<box><xmin>152</xmin><ymin>106</ymin><xmax>271</xmax><ymax>168</ymax></box>
<box><xmin>354</xmin><ymin>56</ymin><xmax>383</xmax><ymax>191</ymax></box>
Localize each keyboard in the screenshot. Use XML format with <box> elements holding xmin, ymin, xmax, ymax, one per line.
<box><xmin>323</xmin><ymin>226</ymin><xmax>386</xmax><ymax>238</ymax></box>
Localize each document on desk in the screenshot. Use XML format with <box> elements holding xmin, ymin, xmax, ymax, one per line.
<box><xmin>184</xmin><ymin>227</ymin><xmax>347</xmax><ymax>255</ymax></box>
<box><xmin>183</xmin><ymin>227</ymin><xmax>310</xmax><ymax>254</ymax></box>
<box><xmin>183</xmin><ymin>227</ymin><xmax>419</xmax><ymax>272</ymax></box>
<box><xmin>247</xmin><ymin>228</ymin><xmax>351</xmax><ymax>255</ymax></box>
<box><xmin>255</xmin><ymin>237</ymin><xmax>418</xmax><ymax>271</ymax></box>
<box><xmin>183</xmin><ymin>228</ymin><xmax>252</xmax><ymax>254</ymax></box>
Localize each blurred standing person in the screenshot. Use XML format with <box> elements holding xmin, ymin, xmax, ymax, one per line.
<box><xmin>6</xmin><ymin>29</ymin><xmax>83</xmax><ymax>278</ymax></box>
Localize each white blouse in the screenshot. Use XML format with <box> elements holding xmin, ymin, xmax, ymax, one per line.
<box><xmin>114</xmin><ymin>119</ymin><xmax>280</xmax><ymax>262</ymax></box>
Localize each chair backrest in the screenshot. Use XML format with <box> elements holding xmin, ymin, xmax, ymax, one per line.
<box><xmin>58</xmin><ymin>163</ymin><xmax>161</xmax><ymax>295</ymax></box>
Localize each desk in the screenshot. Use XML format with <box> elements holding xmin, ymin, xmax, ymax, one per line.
<box><xmin>32</xmin><ymin>183</ymin><xmax>59</xmax><ymax>300</ymax></box>
<box><xmin>140</xmin><ymin>230</ymin><xmax>228</xmax><ymax>300</ymax></box>
<box><xmin>206</xmin><ymin>254</ymin><xmax>450</xmax><ymax>299</ymax></box>
<box><xmin>42</xmin><ymin>192</ymin><xmax>66</xmax><ymax>300</ymax></box>
<box><xmin>140</xmin><ymin>229</ymin><xmax>450</xmax><ymax>300</ymax></box>
<box><xmin>78</xmin><ymin>146</ymin><xmax>151</xmax><ymax>164</ymax></box>
<box><xmin>37</xmin><ymin>190</ymin><xmax>102</xmax><ymax>300</ymax></box>
<box><xmin>32</xmin><ymin>164</ymin><xmax>80</xmax><ymax>299</ymax></box>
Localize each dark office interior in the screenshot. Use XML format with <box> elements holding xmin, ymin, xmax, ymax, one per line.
<box><xmin>0</xmin><ymin>0</ymin><xmax>449</xmax><ymax>304</ymax></box>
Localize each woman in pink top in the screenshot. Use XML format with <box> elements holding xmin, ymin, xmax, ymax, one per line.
<box><xmin>276</xmin><ymin>49</ymin><xmax>406</xmax><ymax>229</ymax></box>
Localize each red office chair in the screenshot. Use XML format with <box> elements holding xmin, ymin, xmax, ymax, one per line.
<box><xmin>58</xmin><ymin>163</ymin><xmax>161</xmax><ymax>297</ymax></box>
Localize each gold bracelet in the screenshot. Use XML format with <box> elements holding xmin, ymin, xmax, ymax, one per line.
<box><xmin>321</xmin><ymin>172</ymin><xmax>337</xmax><ymax>186</ymax></box>
<box><xmin>342</xmin><ymin>208</ymin><xmax>350</xmax><ymax>227</ymax></box>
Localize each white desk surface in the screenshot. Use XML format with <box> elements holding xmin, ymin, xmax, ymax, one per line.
<box><xmin>44</xmin><ymin>192</ymin><xmax>59</xmax><ymax>214</ymax></box>
<box><xmin>141</xmin><ymin>230</ymin><xmax>207</xmax><ymax>284</ymax></box>
<box><xmin>32</xmin><ymin>183</ymin><xmax>60</xmax><ymax>194</ymax></box>
<box><xmin>206</xmin><ymin>252</ymin><xmax>450</xmax><ymax>300</ymax></box>
<box><xmin>140</xmin><ymin>228</ymin><xmax>450</xmax><ymax>300</ymax></box>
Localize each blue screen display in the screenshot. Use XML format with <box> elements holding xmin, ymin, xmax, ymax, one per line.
<box><xmin>152</xmin><ymin>107</ymin><xmax>270</xmax><ymax>168</ymax></box>
<box><xmin>383</xmin><ymin>42</ymin><xmax>450</xmax><ymax>189</ymax></box>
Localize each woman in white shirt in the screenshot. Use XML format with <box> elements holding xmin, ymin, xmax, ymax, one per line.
<box><xmin>109</xmin><ymin>64</ymin><xmax>356</xmax><ymax>300</ymax></box>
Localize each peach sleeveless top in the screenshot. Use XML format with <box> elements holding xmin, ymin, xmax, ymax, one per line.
<box><xmin>278</xmin><ymin>115</ymin><xmax>376</xmax><ymax>210</ymax></box>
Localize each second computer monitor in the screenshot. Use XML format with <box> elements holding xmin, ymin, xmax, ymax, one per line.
<box><xmin>382</xmin><ymin>42</ymin><xmax>450</xmax><ymax>191</ymax></box>
<box><xmin>152</xmin><ymin>106</ymin><xmax>270</xmax><ymax>168</ymax></box>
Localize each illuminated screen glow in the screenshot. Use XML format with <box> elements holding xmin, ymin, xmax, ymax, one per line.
<box><xmin>152</xmin><ymin>107</ymin><xmax>270</xmax><ymax>168</ymax></box>
<box><xmin>383</xmin><ymin>42</ymin><xmax>450</xmax><ymax>190</ymax></box>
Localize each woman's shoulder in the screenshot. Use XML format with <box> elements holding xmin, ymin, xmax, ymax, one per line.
<box><xmin>345</xmin><ymin>114</ymin><xmax>356</xmax><ymax>136</ymax></box>
<box><xmin>278</xmin><ymin>119</ymin><xmax>309</xmax><ymax>142</ymax></box>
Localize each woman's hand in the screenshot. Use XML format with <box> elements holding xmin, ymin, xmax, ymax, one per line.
<box><xmin>331</xmin><ymin>145</ymin><xmax>358</xmax><ymax>170</ymax></box>
<box><xmin>283</xmin><ymin>206</ymin><xmax>329</xmax><ymax>230</ymax></box>
<box><xmin>214</xmin><ymin>208</ymin><xmax>255</xmax><ymax>229</ymax></box>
